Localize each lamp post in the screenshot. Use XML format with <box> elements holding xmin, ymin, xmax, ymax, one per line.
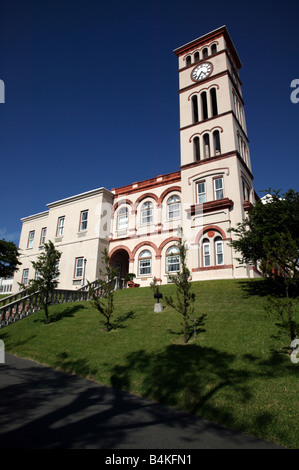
<box><xmin>154</xmin><ymin>292</ymin><xmax>163</xmax><ymax>312</ymax></box>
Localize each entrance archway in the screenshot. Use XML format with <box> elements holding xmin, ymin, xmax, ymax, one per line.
<box><xmin>110</xmin><ymin>248</ymin><xmax>130</xmax><ymax>283</ymax></box>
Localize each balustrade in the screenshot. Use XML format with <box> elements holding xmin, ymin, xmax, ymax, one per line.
<box><xmin>0</xmin><ymin>287</ymin><xmax>90</xmax><ymax>329</ymax></box>
<box><xmin>0</xmin><ymin>276</ymin><xmax>120</xmax><ymax>328</ymax></box>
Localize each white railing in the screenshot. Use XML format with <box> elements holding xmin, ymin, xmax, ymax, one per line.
<box><xmin>0</xmin><ymin>276</ymin><xmax>126</xmax><ymax>328</ymax></box>
<box><xmin>0</xmin><ymin>288</ymin><xmax>93</xmax><ymax>328</ymax></box>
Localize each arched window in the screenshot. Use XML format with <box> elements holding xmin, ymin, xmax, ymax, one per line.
<box><xmin>186</xmin><ymin>55</ymin><xmax>191</xmax><ymax>66</ymax></box>
<box><xmin>166</xmin><ymin>246</ymin><xmax>180</xmax><ymax>273</ymax></box>
<box><xmin>192</xmin><ymin>95</ymin><xmax>199</xmax><ymax>123</ymax></box>
<box><xmin>202</xmin><ymin>47</ymin><xmax>208</xmax><ymax>59</ymax></box>
<box><xmin>203</xmin><ymin>133</ymin><xmax>210</xmax><ymax>158</ymax></box>
<box><xmin>141</xmin><ymin>201</ymin><xmax>153</xmax><ymax>224</ymax></box>
<box><xmin>138</xmin><ymin>250</ymin><xmax>152</xmax><ymax>275</ymax></box>
<box><xmin>201</xmin><ymin>92</ymin><xmax>208</xmax><ymax>120</ymax></box>
<box><xmin>211</xmin><ymin>44</ymin><xmax>217</xmax><ymax>55</ymax></box>
<box><xmin>210</xmin><ymin>88</ymin><xmax>218</xmax><ymax>116</ymax></box>
<box><xmin>215</xmin><ymin>237</ymin><xmax>224</xmax><ymax>265</ymax></box>
<box><xmin>167</xmin><ymin>195</ymin><xmax>181</xmax><ymax>219</ymax></box>
<box><xmin>213</xmin><ymin>130</ymin><xmax>221</xmax><ymax>155</ymax></box>
<box><xmin>202</xmin><ymin>238</ymin><xmax>210</xmax><ymax>267</ymax></box>
<box><xmin>193</xmin><ymin>136</ymin><xmax>200</xmax><ymax>161</ymax></box>
<box><xmin>117</xmin><ymin>206</ymin><xmax>128</xmax><ymax>229</ymax></box>
<box><xmin>201</xmin><ymin>233</ymin><xmax>225</xmax><ymax>267</ymax></box>
<box><xmin>194</xmin><ymin>51</ymin><xmax>200</xmax><ymax>63</ymax></box>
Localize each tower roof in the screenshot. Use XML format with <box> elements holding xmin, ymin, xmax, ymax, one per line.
<box><xmin>173</xmin><ymin>25</ymin><xmax>242</xmax><ymax>69</ymax></box>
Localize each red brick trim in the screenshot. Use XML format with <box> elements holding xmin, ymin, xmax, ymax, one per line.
<box><xmin>134</xmin><ymin>192</ymin><xmax>159</xmax><ymax>207</ymax></box>
<box><xmin>158</xmin><ymin>236</ymin><xmax>181</xmax><ymax>256</ymax></box>
<box><xmin>175</xmin><ymin>26</ymin><xmax>242</xmax><ymax>69</ymax></box>
<box><xmin>113</xmin><ymin>199</ymin><xmax>133</xmax><ymax>211</ymax></box>
<box><xmin>158</xmin><ymin>186</ymin><xmax>181</xmax><ymax>204</ymax></box>
<box><xmin>186</xmin><ymin>198</ymin><xmax>233</xmax><ymax>217</ymax></box>
<box><xmin>180</xmin><ymin>151</ymin><xmax>236</xmax><ymax>172</ymax></box>
<box><xmin>194</xmin><ymin>225</ymin><xmax>227</xmax><ymax>244</ymax></box>
<box><xmin>132</xmin><ymin>241</ymin><xmax>159</xmax><ymax>260</ymax></box>
<box><xmin>109</xmin><ymin>245</ymin><xmax>134</xmax><ymax>263</ymax></box>
<box><xmin>243</xmin><ymin>201</ymin><xmax>253</xmax><ymax>212</ymax></box>
<box><xmin>111</xmin><ymin>171</ymin><xmax>181</xmax><ymax>197</ymax></box>
<box><xmin>192</xmin><ymin>264</ymin><xmax>233</xmax><ymax>272</ymax></box>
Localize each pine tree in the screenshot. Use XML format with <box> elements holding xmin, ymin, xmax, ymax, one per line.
<box><xmin>164</xmin><ymin>234</ymin><xmax>195</xmax><ymax>343</ymax></box>
<box><xmin>25</xmin><ymin>241</ymin><xmax>61</xmax><ymax>324</ymax></box>
<box><xmin>88</xmin><ymin>248</ymin><xmax>119</xmax><ymax>331</ymax></box>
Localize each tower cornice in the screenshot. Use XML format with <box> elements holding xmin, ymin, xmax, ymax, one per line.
<box><xmin>174</xmin><ymin>25</ymin><xmax>242</xmax><ymax>70</ymax></box>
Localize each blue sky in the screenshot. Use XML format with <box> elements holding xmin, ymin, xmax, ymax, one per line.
<box><xmin>0</xmin><ymin>0</ymin><xmax>298</xmax><ymax>245</ymax></box>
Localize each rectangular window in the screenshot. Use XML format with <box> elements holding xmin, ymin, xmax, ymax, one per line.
<box><xmin>27</xmin><ymin>231</ymin><xmax>35</xmax><ymax>248</ymax></box>
<box><xmin>22</xmin><ymin>269</ymin><xmax>29</xmax><ymax>285</ymax></box>
<box><xmin>75</xmin><ymin>257</ymin><xmax>84</xmax><ymax>278</ymax></box>
<box><xmin>40</xmin><ymin>227</ymin><xmax>47</xmax><ymax>246</ymax></box>
<box><xmin>167</xmin><ymin>197</ymin><xmax>181</xmax><ymax>219</ymax></box>
<box><xmin>169</xmin><ymin>203</ymin><xmax>180</xmax><ymax>219</ymax></box>
<box><xmin>141</xmin><ymin>203</ymin><xmax>153</xmax><ymax>225</ymax></box>
<box><xmin>80</xmin><ymin>211</ymin><xmax>88</xmax><ymax>231</ymax></box>
<box><xmin>117</xmin><ymin>208</ymin><xmax>128</xmax><ymax>230</ymax></box>
<box><xmin>57</xmin><ymin>216</ymin><xmax>65</xmax><ymax>236</ymax></box>
<box><xmin>139</xmin><ymin>259</ymin><xmax>151</xmax><ymax>276</ymax></box>
<box><xmin>216</xmin><ymin>240</ymin><xmax>224</xmax><ymax>265</ymax></box>
<box><xmin>197</xmin><ymin>182</ymin><xmax>206</xmax><ymax>204</ymax></box>
<box><xmin>214</xmin><ymin>177</ymin><xmax>224</xmax><ymax>200</ymax></box>
<box><xmin>166</xmin><ymin>255</ymin><xmax>180</xmax><ymax>272</ymax></box>
<box><xmin>203</xmin><ymin>242</ymin><xmax>211</xmax><ymax>267</ymax></box>
<box><xmin>54</xmin><ymin>262</ymin><xmax>59</xmax><ymax>279</ymax></box>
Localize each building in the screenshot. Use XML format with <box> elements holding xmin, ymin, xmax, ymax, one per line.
<box><xmin>12</xmin><ymin>26</ymin><xmax>260</xmax><ymax>293</ymax></box>
<box><xmin>0</xmin><ymin>277</ymin><xmax>13</xmax><ymax>294</ymax></box>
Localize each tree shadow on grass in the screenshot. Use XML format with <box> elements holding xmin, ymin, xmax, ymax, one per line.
<box><xmin>109</xmin><ymin>343</ymin><xmax>298</xmax><ymax>445</ymax></box>
<box><xmin>53</xmin><ymin>351</ymin><xmax>98</xmax><ymax>378</ymax></box>
<box><xmin>167</xmin><ymin>313</ymin><xmax>207</xmax><ymax>342</ymax></box>
<box><xmin>110</xmin><ymin>310</ymin><xmax>135</xmax><ymax>330</ymax></box>
<box><xmin>238</xmin><ymin>278</ymin><xmax>284</xmax><ymax>298</ymax></box>
<box><xmin>239</xmin><ymin>278</ymin><xmax>298</xmax><ymax>300</ymax></box>
<box><xmin>98</xmin><ymin>310</ymin><xmax>136</xmax><ymax>332</ymax></box>
<box><xmin>0</xmin><ymin>351</ymin><xmax>282</xmax><ymax>450</ymax></box>
<box><xmin>1</xmin><ymin>346</ymin><xmax>294</xmax><ymax>448</ymax></box>
<box><xmin>110</xmin><ymin>345</ymin><xmax>251</xmax><ymax>424</ymax></box>
<box><xmin>33</xmin><ymin>303</ymin><xmax>86</xmax><ymax>325</ymax></box>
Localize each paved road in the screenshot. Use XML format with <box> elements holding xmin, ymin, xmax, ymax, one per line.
<box><xmin>0</xmin><ymin>353</ymin><xmax>283</xmax><ymax>449</ymax></box>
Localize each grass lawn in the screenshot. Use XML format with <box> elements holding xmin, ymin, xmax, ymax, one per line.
<box><xmin>1</xmin><ymin>278</ymin><xmax>298</xmax><ymax>448</ymax></box>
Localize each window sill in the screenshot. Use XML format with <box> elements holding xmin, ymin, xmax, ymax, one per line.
<box><xmin>187</xmin><ymin>198</ymin><xmax>233</xmax><ymax>216</ymax></box>
<box><xmin>77</xmin><ymin>231</ymin><xmax>87</xmax><ymax>238</ymax></box>
<box><xmin>192</xmin><ymin>264</ymin><xmax>233</xmax><ymax>272</ymax></box>
<box><xmin>140</xmin><ymin>222</ymin><xmax>154</xmax><ymax>227</ymax></box>
<box><xmin>117</xmin><ymin>229</ymin><xmax>128</xmax><ymax>237</ymax></box>
<box><xmin>243</xmin><ymin>200</ymin><xmax>253</xmax><ymax>211</ymax></box>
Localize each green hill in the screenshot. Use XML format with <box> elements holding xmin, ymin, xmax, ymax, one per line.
<box><xmin>1</xmin><ymin>278</ymin><xmax>298</xmax><ymax>448</ymax></box>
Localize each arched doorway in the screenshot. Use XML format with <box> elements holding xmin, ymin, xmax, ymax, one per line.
<box><xmin>110</xmin><ymin>248</ymin><xmax>130</xmax><ymax>288</ymax></box>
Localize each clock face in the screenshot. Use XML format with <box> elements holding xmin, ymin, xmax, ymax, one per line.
<box><xmin>191</xmin><ymin>62</ymin><xmax>213</xmax><ymax>81</ymax></box>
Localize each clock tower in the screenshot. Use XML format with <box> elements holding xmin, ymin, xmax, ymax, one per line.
<box><xmin>174</xmin><ymin>26</ymin><xmax>257</xmax><ymax>279</ymax></box>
